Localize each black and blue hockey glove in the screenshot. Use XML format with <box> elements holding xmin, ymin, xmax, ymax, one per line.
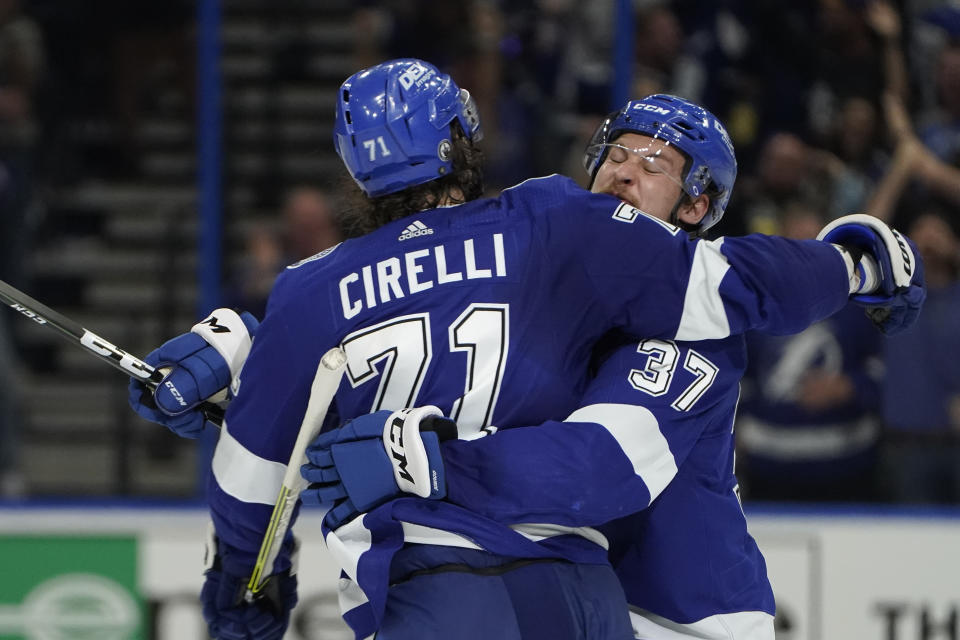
<box><xmin>201</xmin><ymin>527</ymin><xmax>298</xmax><ymax>640</ymax></box>
<box><xmin>818</xmin><ymin>213</ymin><xmax>926</xmax><ymax>335</ymax></box>
<box><xmin>128</xmin><ymin>308</ymin><xmax>258</xmax><ymax>438</ymax></box>
<box><xmin>300</xmin><ymin>406</ymin><xmax>457</xmax><ymax>529</ymax></box>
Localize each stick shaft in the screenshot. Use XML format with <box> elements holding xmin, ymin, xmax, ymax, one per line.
<box><xmin>0</xmin><ymin>279</ymin><xmax>160</xmax><ymax>383</ymax></box>
<box><xmin>248</xmin><ymin>346</ymin><xmax>347</xmax><ymax>595</ymax></box>
<box><xmin>0</xmin><ymin>278</ymin><xmax>225</xmax><ymax>425</ymax></box>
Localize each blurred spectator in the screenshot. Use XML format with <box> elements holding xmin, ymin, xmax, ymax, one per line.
<box><xmin>807</xmin><ymin>0</ymin><xmax>887</xmax><ymax>141</ymax></box>
<box><xmin>226</xmin><ymin>186</ymin><xmax>342</xmax><ymax>319</ymax></box>
<box><xmin>818</xmin><ymin>95</ymin><xmax>889</xmax><ymax>217</ymax></box>
<box><xmin>555</xmin><ymin>0</ymin><xmax>705</xmax><ymax>114</ymax></box>
<box><xmin>0</xmin><ymin>0</ymin><xmax>43</xmax><ymax>287</ymax></box>
<box><xmin>632</xmin><ymin>3</ymin><xmax>705</xmax><ymax>101</ymax></box>
<box><xmin>865</xmin><ymin>0</ymin><xmax>908</xmax><ymax>101</ymax></box>
<box><xmin>695</xmin><ymin>1</ymin><xmax>819</xmax><ymax>155</ymax></box>
<box><xmin>283</xmin><ymin>186</ymin><xmax>341</xmax><ymax>263</ymax></box>
<box><xmin>869</xmin><ymin>92</ymin><xmax>960</xmax><ymax>221</ymax></box>
<box><xmin>731</xmin><ymin>132</ymin><xmax>833</xmax><ymax>235</ymax></box>
<box><xmin>912</xmin><ymin>4</ymin><xmax>960</xmax><ymax>112</ymax></box>
<box><xmin>556</xmin><ymin>0</ymin><xmax>612</xmax><ymax>118</ymax></box>
<box><xmin>495</xmin><ymin>0</ymin><xmax>575</xmax><ymax>182</ymax></box>
<box><xmin>864</xmin><ymin>91</ymin><xmax>960</xmax><ymax>504</ymax></box>
<box><xmin>352</xmin><ymin>1</ymin><xmax>476</xmax><ymax>73</ymax></box>
<box><xmin>102</xmin><ymin>0</ymin><xmax>195</xmax><ymax>176</ymax></box>
<box><xmin>867</xmin><ymin>92</ymin><xmax>931</xmax><ymax>223</ymax></box>
<box><xmin>741</xmin><ymin>2</ymin><xmax>906</xmax><ymax>229</ymax></box>
<box><xmin>0</xmin><ymin>0</ymin><xmax>42</xmax><ymax>498</ymax></box>
<box><xmin>880</xmin><ymin>211</ymin><xmax>960</xmax><ymax>504</ymax></box>
<box><xmin>555</xmin><ymin>1</ymin><xmax>709</xmax><ymax>182</ymax></box>
<box><xmin>917</xmin><ymin>40</ymin><xmax>960</xmax><ymax>166</ymax></box>
<box><xmin>736</xmin><ymin>205</ymin><xmax>883</xmax><ymax>502</ymax></box>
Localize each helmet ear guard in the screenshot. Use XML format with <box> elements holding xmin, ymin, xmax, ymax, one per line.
<box><xmin>458</xmin><ymin>89</ymin><xmax>483</xmax><ymax>142</ymax></box>
<box><xmin>583</xmin><ymin>95</ymin><xmax>737</xmax><ymax>232</ymax></box>
<box><xmin>334</xmin><ymin>59</ymin><xmax>482</xmax><ymax>197</ymax></box>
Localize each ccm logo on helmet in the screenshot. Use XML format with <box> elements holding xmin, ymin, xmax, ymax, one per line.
<box><xmin>631</xmin><ymin>103</ymin><xmax>671</xmax><ymax>115</ymax></box>
<box><xmin>398</xmin><ymin>62</ymin><xmax>434</xmax><ymax>90</ymax></box>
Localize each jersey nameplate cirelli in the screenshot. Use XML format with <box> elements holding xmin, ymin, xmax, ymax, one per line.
<box><xmin>339</xmin><ymin>234</ymin><xmax>507</xmax><ymax>319</ymax></box>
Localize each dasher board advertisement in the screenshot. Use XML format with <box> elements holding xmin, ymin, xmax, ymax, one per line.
<box><xmin>1</xmin><ymin>506</ymin><xmax>958</xmax><ymax>640</ymax></box>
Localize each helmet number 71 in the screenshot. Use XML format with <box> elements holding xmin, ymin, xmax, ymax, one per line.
<box><xmin>363</xmin><ymin>136</ymin><xmax>392</xmax><ymax>161</ymax></box>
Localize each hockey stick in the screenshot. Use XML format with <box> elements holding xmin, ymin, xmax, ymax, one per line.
<box><xmin>246</xmin><ymin>346</ymin><xmax>347</xmax><ymax>600</ymax></box>
<box><xmin>0</xmin><ymin>278</ymin><xmax>225</xmax><ymax>426</ymax></box>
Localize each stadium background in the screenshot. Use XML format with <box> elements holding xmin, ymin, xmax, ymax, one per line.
<box><xmin>0</xmin><ymin>0</ymin><xmax>957</xmax><ymax>638</ymax></box>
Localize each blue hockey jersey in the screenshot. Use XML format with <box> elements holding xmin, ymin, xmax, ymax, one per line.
<box><xmin>739</xmin><ymin>306</ymin><xmax>882</xmax><ymax>486</ymax></box>
<box><xmin>208</xmin><ymin>175</ymin><xmax>850</xmax><ymax>637</ymax></box>
<box><xmin>593</xmin><ymin>337</ymin><xmax>773</xmax><ymax>627</ymax></box>
<box><xmin>443</xmin><ymin>333</ymin><xmax>774</xmax><ymax>629</ymax></box>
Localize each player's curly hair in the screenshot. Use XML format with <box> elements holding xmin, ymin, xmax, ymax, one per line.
<box><xmin>339</xmin><ymin>121</ymin><xmax>484</xmax><ymax>238</ymax></box>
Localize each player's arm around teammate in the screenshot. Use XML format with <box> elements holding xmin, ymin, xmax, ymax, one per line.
<box><xmin>129</xmin><ymin>87</ymin><xmax>924</xmax><ymax>640</ymax></box>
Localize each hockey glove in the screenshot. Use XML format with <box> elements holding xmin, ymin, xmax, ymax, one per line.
<box><xmin>201</xmin><ymin>526</ymin><xmax>298</xmax><ymax>640</ymax></box>
<box><xmin>817</xmin><ymin>213</ymin><xmax>926</xmax><ymax>335</ymax></box>
<box><xmin>300</xmin><ymin>406</ymin><xmax>458</xmax><ymax>529</ymax></box>
<box><xmin>128</xmin><ymin>308</ymin><xmax>258</xmax><ymax>438</ymax></box>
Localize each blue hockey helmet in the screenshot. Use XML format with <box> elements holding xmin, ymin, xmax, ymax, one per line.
<box><xmin>583</xmin><ymin>94</ymin><xmax>737</xmax><ymax>231</ymax></box>
<box><xmin>334</xmin><ymin>59</ymin><xmax>483</xmax><ymax>197</ymax></box>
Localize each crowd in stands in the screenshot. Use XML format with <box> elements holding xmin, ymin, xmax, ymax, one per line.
<box><xmin>0</xmin><ymin>0</ymin><xmax>43</xmax><ymax>497</ymax></box>
<box><xmin>346</xmin><ymin>0</ymin><xmax>960</xmax><ymax>505</ymax></box>
<box><xmin>1</xmin><ymin>0</ymin><xmax>957</xmax><ymax>504</ymax></box>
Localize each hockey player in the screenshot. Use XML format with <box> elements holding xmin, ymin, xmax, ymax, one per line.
<box><xmin>130</xmin><ymin>61</ymin><xmax>923</xmax><ymax>640</ymax></box>
<box><xmin>296</xmin><ymin>95</ymin><xmax>924</xmax><ymax>640</ymax></box>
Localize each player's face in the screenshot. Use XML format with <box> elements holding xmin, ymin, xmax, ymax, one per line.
<box><xmin>590</xmin><ymin>133</ymin><xmax>688</xmax><ymax>222</ymax></box>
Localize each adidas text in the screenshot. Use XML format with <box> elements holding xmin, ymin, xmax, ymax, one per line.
<box><xmin>400</xmin><ymin>228</ymin><xmax>433</xmax><ymax>240</ymax></box>
<box><xmin>399</xmin><ymin>221</ymin><xmax>434</xmax><ymax>241</ymax></box>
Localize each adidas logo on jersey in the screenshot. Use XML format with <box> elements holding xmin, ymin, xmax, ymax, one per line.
<box><xmin>399</xmin><ymin>220</ymin><xmax>434</xmax><ymax>241</ymax></box>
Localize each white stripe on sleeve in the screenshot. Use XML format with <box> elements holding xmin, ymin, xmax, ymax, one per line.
<box><xmin>211</xmin><ymin>421</ymin><xmax>286</xmax><ymax>505</ymax></box>
<box><xmin>337</xmin><ymin>576</ymin><xmax>370</xmax><ymax>619</ymax></box>
<box><xmin>675</xmin><ymin>238</ymin><xmax>732</xmax><ymax>341</ymax></box>
<box><xmin>566</xmin><ymin>403</ymin><xmax>678</xmax><ymax>504</ymax></box>
<box><xmin>325</xmin><ymin>517</ymin><xmax>373</xmax><ymax>580</ymax></box>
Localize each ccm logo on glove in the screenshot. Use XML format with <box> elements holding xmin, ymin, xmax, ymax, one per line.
<box><xmin>387</xmin><ymin>415</ymin><xmax>415</xmax><ymax>485</ymax></box>
<box><xmin>164</xmin><ymin>380</ymin><xmax>188</xmax><ymax>407</ymax></box>
<box><xmin>894</xmin><ymin>230</ymin><xmax>913</xmax><ymax>276</ymax></box>
<box><xmin>381</xmin><ymin>406</ymin><xmax>457</xmax><ymax>498</ymax></box>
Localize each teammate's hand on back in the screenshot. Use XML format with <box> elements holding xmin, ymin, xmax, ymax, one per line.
<box><xmin>300</xmin><ymin>406</ymin><xmax>458</xmax><ymax>529</ymax></box>
<box><xmin>201</xmin><ymin>526</ymin><xmax>297</xmax><ymax>640</ymax></box>
<box><xmin>128</xmin><ymin>308</ymin><xmax>258</xmax><ymax>438</ymax></box>
<box><xmin>818</xmin><ymin>213</ymin><xmax>926</xmax><ymax>335</ymax></box>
